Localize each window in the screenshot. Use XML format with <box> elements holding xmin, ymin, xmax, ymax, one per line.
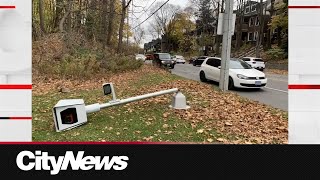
<box><xmin>253</xmin><ymin>58</ymin><xmax>263</xmax><ymax>62</ymax></box>
<box><xmin>206</xmin><ymin>59</ymin><xmax>214</xmax><ymax>66</ymax></box>
<box><xmin>249</xmin><ymin>17</ymin><xmax>255</xmax><ymax>27</ymax></box>
<box><xmin>248</xmin><ymin>32</ymin><xmax>254</xmax><ymax>41</ymax></box>
<box><xmin>230</xmin><ymin>59</ymin><xmax>252</xmax><ymax>69</ymax></box>
<box><xmin>206</xmin><ymin>58</ymin><xmax>221</xmax><ymax>68</ymax></box>
<box><xmin>245</xmin><ymin>6</ymin><xmax>250</xmax><ymax>14</ymax></box>
<box><xmin>254</xmin><ymin>32</ymin><xmax>259</xmax><ymax>41</ymax></box>
<box><xmin>159</xmin><ymin>53</ymin><xmax>171</xmax><ymax>60</ymax></box>
<box><xmin>212</xmin><ymin>58</ymin><xmax>221</xmax><ymax>67</ymax></box>
<box><xmin>251</xmin><ymin>4</ymin><xmax>257</xmax><ymax>12</ymax></box>
<box><xmin>242</xmin><ymin>58</ymin><xmax>250</xmax><ymax>62</ymax></box>
<box><xmin>255</xmin><ymin>16</ymin><xmax>260</xmax><ymax>26</ymax></box>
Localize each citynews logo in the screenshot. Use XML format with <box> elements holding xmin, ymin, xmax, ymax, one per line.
<box><xmin>16</xmin><ymin>151</ymin><xmax>129</xmax><ymax>175</ymax></box>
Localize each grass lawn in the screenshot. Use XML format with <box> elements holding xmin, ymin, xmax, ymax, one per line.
<box><xmin>32</xmin><ymin>65</ymin><xmax>287</xmax><ymax>144</ymax></box>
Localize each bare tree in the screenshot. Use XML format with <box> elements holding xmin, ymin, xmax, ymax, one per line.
<box><xmin>107</xmin><ymin>0</ymin><xmax>116</xmax><ymax>46</ymax></box>
<box><xmin>117</xmin><ymin>0</ymin><xmax>133</xmax><ymax>53</ymax></box>
<box><xmin>266</xmin><ymin>0</ymin><xmax>274</xmax><ymax>49</ymax></box>
<box><xmin>39</xmin><ymin>0</ymin><xmax>46</xmax><ymax>34</ymax></box>
<box><xmin>255</xmin><ymin>0</ymin><xmax>264</xmax><ymax>57</ymax></box>
<box><xmin>133</xmin><ymin>27</ymin><xmax>145</xmax><ymax>46</ymax></box>
<box><xmin>235</xmin><ymin>0</ymin><xmax>245</xmax><ymax>50</ymax></box>
<box><xmin>59</xmin><ymin>0</ymin><xmax>73</xmax><ymax>33</ymax></box>
<box><xmin>149</xmin><ymin>2</ymin><xmax>181</xmax><ymax>52</ymax></box>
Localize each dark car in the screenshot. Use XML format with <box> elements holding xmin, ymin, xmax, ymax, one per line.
<box><xmin>189</xmin><ymin>57</ymin><xmax>197</xmax><ymax>64</ymax></box>
<box><xmin>145</xmin><ymin>54</ymin><xmax>154</xmax><ymax>60</ymax></box>
<box><xmin>193</xmin><ymin>56</ymin><xmax>208</xmax><ymax>66</ymax></box>
<box><xmin>153</xmin><ymin>53</ymin><xmax>176</xmax><ymax>69</ymax></box>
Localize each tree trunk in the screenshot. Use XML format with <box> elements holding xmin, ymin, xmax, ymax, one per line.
<box><xmin>235</xmin><ymin>0</ymin><xmax>244</xmax><ymax>50</ymax></box>
<box><xmin>39</xmin><ymin>0</ymin><xmax>46</xmax><ymax>35</ymax></box>
<box><xmin>255</xmin><ymin>0</ymin><xmax>264</xmax><ymax>57</ymax></box>
<box><xmin>117</xmin><ymin>0</ymin><xmax>126</xmax><ymax>53</ymax></box>
<box><xmin>66</xmin><ymin>1</ymin><xmax>73</xmax><ymax>32</ymax></box>
<box><xmin>54</xmin><ymin>0</ymin><xmax>64</xmax><ymax>31</ymax></box>
<box><xmin>277</xmin><ymin>27</ymin><xmax>282</xmax><ymax>47</ymax></box>
<box><xmin>59</xmin><ymin>1</ymin><xmax>73</xmax><ymax>33</ymax></box>
<box><xmin>266</xmin><ymin>0</ymin><xmax>274</xmax><ymax>49</ymax></box>
<box><xmin>107</xmin><ymin>0</ymin><xmax>116</xmax><ymax>46</ymax></box>
<box><xmin>102</xmin><ymin>0</ymin><xmax>108</xmax><ymax>48</ymax></box>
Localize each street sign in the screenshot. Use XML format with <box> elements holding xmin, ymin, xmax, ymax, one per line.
<box><xmin>217</xmin><ymin>13</ymin><xmax>236</xmax><ymax>35</ymax></box>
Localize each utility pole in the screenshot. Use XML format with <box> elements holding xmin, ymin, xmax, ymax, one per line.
<box><xmin>219</xmin><ymin>0</ymin><xmax>234</xmax><ymax>91</ymax></box>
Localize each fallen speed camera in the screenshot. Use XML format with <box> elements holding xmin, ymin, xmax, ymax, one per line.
<box><xmin>52</xmin><ymin>82</ymin><xmax>189</xmax><ymax>132</ymax></box>
<box><xmin>53</xmin><ymin>99</ymin><xmax>88</xmax><ymax>132</ymax></box>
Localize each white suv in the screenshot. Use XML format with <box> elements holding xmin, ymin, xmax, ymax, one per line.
<box><xmin>241</xmin><ymin>57</ymin><xmax>265</xmax><ymax>71</ymax></box>
<box><xmin>199</xmin><ymin>57</ymin><xmax>267</xmax><ymax>89</ymax></box>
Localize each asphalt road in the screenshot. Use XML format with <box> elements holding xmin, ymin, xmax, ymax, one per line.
<box><xmin>171</xmin><ymin>63</ymin><xmax>288</xmax><ymax>111</ymax></box>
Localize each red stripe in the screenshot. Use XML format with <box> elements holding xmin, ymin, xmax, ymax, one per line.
<box><xmin>288</xmin><ymin>85</ymin><xmax>320</xmax><ymax>89</ymax></box>
<box><xmin>0</xmin><ymin>142</ymin><xmax>183</xmax><ymax>145</ymax></box>
<box><xmin>0</xmin><ymin>6</ymin><xmax>15</xmax><ymax>8</ymax></box>
<box><xmin>0</xmin><ymin>85</ymin><xmax>32</xmax><ymax>89</ymax></box>
<box><xmin>9</xmin><ymin>117</ymin><xmax>32</xmax><ymax>120</ymax></box>
<box><xmin>288</xmin><ymin>6</ymin><xmax>320</xmax><ymax>9</ymax></box>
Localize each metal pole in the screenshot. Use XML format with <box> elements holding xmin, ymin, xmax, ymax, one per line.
<box><xmin>219</xmin><ymin>0</ymin><xmax>234</xmax><ymax>91</ymax></box>
<box><xmin>86</xmin><ymin>88</ymin><xmax>179</xmax><ymax>113</ymax></box>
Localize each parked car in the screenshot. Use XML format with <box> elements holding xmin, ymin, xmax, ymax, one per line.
<box><xmin>193</xmin><ymin>56</ymin><xmax>208</xmax><ymax>66</ymax></box>
<box><xmin>135</xmin><ymin>54</ymin><xmax>146</xmax><ymax>61</ymax></box>
<box><xmin>145</xmin><ymin>54</ymin><xmax>154</xmax><ymax>60</ymax></box>
<box><xmin>241</xmin><ymin>57</ymin><xmax>266</xmax><ymax>71</ymax></box>
<box><xmin>199</xmin><ymin>57</ymin><xmax>267</xmax><ymax>89</ymax></box>
<box><xmin>153</xmin><ymin>53</ymin><xmax>176</xmax><ymax>69</ymax></box>
<box><xmin>172</xmin><ymin>55</ymin><xmax>186</xmax><ymax>64</ymax></box>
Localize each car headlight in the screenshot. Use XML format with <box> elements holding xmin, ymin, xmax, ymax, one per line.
<box><xmin>171</xmin><ymin>60</ymin><xmax>174</xmax><ymax>63</ymax></box>
<box><xmin>237</xmin><ymin>74</ymin><xmax>249</xmax><ymax>79</ymax></box>
<box><xmin>161</xmin><ymin>61</ymin><xmax>165</xmax><ymax>64</ymax></box>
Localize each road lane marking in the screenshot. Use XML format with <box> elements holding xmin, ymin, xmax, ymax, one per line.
<box><xmin>265</xmin><ymin>86</ymin><xmax>288</xmax><ymax>93</ymax></box>
<box><xmin>266</xmin><ymin>78</ymin><xmax>288</xmax><ymax>83</ymax></box>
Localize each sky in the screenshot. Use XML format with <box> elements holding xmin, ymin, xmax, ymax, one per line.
<box><xmin>129</xmin><ymin>0</ymin><xmax>190</xmax><ymax>47</ymax></box>
<box><xmin>130</xmin><ymin>0</ymin><xmax>263</xmax><ymax>47</ymax></box>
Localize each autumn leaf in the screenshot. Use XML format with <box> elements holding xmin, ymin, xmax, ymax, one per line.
<box><xmin>207</xmin><ymin>138</ymin><xmax>214</xmax><ymax>143</ymax></box>
<box><xmin>162</xmin><ymin>124</ymin><xmax>169</xmax><ymax>128</ymax></box>
<box><xmin>197</xmin><ymin>129</ymin><xmax>204</xmax><ymax>134</ymax></box>
<box><xmin>225</xmin><ymin>122</ymin><xmax>233</xmax><ymax>126</ymax></box>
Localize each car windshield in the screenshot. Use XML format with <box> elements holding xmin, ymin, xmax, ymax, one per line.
<box><xmin>159</xmin><ymin>54</ymin><xmax>171</xmax><ymax>60</ymax></box>
<box><xmin>230</xmin><ymin>59</ymin><xmax>252</xmax><ymax>69</ymax></box>
<box><xmin>254</xmin><ymin>58</ymin><xmax>263</xmax><ymax>62</ymax></box>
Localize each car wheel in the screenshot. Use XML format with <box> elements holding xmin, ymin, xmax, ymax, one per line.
<box><xmin>200</xmin><ymin>71</ymin><xmax>207</xmax><ymax>82</ymax></box>
<box><xmin>193</xmin><ymin>61</ymin><xmax>196</xmax><ymax>66</ymax></box>
<box><xmin>228</xmin><ymin>77</ymin><xmax>235</xmax><ymax>90</ymax></box>
<box><xmin>183</xmin><ymin>62</ymin><xmax>185</xmax><ymax>64</ymax></box>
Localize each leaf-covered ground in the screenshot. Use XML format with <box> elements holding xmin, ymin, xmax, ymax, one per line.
<box><xmin>33</xmin><ymin>65</ymin><xmax>288</xmax><ymax>144</ymax></box>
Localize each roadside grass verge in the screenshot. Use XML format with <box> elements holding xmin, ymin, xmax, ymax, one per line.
<box><xmin>33</xmin><ymin>65</ymin><xmax>288</xmax><ymax>144</ymax></box>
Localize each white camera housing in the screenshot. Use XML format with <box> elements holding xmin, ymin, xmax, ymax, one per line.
<box><xmin>53</xmin><ymin>99</ymin><xmax>88</xmax><ymax>132</ymax></box>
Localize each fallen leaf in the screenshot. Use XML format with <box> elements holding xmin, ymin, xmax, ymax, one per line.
<box><xmin>162</xmin><ymin>124</ymin><xmax>169</xmax><ymax>128</ymax></box>
<box><xmin>225</xmin><ymin>122</ymin><xmax>233</xmax><ymax>126</ymax></box>
<box><xmin>217</xmin><ymin>138</ymin><xmax>225</xmax><ymax>142</ymax></box>
<box><xmin>197</xmin><ymin>129</ymin><xmax>204</xmax><ymax>134</ymax></box>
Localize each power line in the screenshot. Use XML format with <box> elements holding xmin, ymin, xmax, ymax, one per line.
<box><xmin>137</xmin><ymin>0</ymin><xmax>157</xmax><ymax>19</ymax></box>
<box><xmin>132</xmin><ymin>0</ymin><xmax>170</xmax><ymax>30</ymax></box>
